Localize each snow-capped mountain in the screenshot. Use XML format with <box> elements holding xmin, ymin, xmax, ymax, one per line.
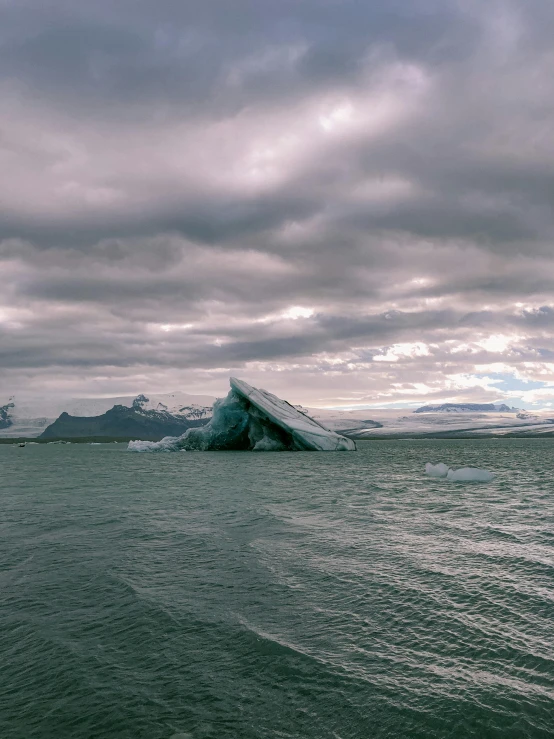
<box><xmin>413</xmin><ymin>403</ymin><xmax>519</xmax><ymax>413</ymax></box>
<box><xmin>0</xmin><ymin>392</ymin><xmax>215</xmax><ymax>437</ymax></box>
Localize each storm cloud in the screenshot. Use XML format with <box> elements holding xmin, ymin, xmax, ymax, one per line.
<box><xmin>2</xmin><ymin>0</ymin><xmax>554</xmax><ymax>407</ymax></box>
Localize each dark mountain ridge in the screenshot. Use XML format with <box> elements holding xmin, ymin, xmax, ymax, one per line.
<box><xmin>40</xmin><ymin>404</ymin><xmax>210</xmax><ymax>440</ymax></box>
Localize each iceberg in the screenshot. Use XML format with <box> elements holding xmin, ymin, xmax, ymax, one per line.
<box><xmin>446</xmin><ymin>467</ymin><xmax>495</xmax><ymax>482</ymax></box>
<box><xmin>425</xmin><ymin>462</ymin><xmax>451</xmax><ymax>478</ymax></box>
<box><xmin>128</xmin><ymin>378</ymin><xmax>356</xmax><ymax>452</ymax></box>
<box><xmin>425</xmin><ymin>462</ymin><xmax>495</xmax><ymax>482</ymax></box>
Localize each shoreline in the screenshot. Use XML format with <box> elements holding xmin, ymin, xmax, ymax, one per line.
<box><xmin>3</xmin><ymin>433</ymin><xmax>554</xmax><ymax>444</ymax></box>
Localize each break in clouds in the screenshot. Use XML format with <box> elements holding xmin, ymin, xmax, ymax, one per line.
<box><xmin>2</xmin><ymin>0</ymin><xmax>554</xmax><ymax>407</ymax></box>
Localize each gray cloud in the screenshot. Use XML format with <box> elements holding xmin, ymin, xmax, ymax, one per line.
<box><xmin>2</xmin><ymin>0</ymin><xmax>554</xmax><ymax>405</ymax></box>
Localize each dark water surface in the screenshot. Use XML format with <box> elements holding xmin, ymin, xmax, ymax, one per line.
<box><xmin>1</xmin><ymin>440</ymin><xmax>553</xmax><ymax>738</ymax></box>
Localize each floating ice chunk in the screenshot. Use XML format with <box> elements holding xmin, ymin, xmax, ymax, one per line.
<box><xmin>230</xmin><ymin>377</ymin><xmax>356</xmax><ymax>451</ymax></box>
<box><xmin>425</xmin><ymin>462</ymin><xmax>495</xmax><ymax>482</ymax></box>
<box><xmin>128</xmin><ymin>378</ymin><xmax>356</xmax><ymax>452</ymax></box>
<box><xmin>127</xmin><ymin>436</ymin><xmax>181</xmax><ymax>452</ymax></box>
<box><xmin>425</xmin><ymin>462</ymin><xmax>451</xmax><ymax>478</ymax></box>
<box><xmin>447</xmin><ymin>467</ymin><xmax>495</xmax><ymax>482</ymax></box>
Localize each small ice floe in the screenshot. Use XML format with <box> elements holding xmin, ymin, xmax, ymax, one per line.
<box><xmin>425</xmin><ymin>462</ymin><xmax>450</xmax><ymax>478</ymax></box>
<box><xmin>425</xmin><ymin>462</ymin><xmax>494</xmax><ymax>482</ymax></box>
<box><xmin>446</xmin><ymin>467</ymin><xmax>495</xmax><ymax>482</ymax></box>
<box><xmin>128</xmin><ymin>437</ymin><xmax>178</xmax><ymax>452</ymax></box>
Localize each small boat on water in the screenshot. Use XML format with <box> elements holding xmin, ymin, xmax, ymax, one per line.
<box><xmin>18</xmin><ymin>442</ymin><xmax>26</xmax><ymax>448</ymax></box>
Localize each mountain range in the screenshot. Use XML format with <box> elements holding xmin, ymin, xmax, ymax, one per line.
<box><xmin>414</xmin><ymin>403</ymin><xmax>518</xmax><ymax>413</ymax></box>
<box><xmin>40</xmin><ymin>404</ymin><xmax>210</xmax><ymax>440</ymax></box>
<box><xmin>0</xmin><ymin>392</ymin><xmax>214</xmax><ymax>439</ymax></box>
<box><xmin>2</xmin><ymin>392</ymin><xmax>554</xmax><ymax>441</ymax></box>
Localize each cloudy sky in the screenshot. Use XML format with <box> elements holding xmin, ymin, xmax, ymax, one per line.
<box><xmin>2</xmin><ymin>0</ymin><xmax>554</xmax><ymax>408</ymax></box>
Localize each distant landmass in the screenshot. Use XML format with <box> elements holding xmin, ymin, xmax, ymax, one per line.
<box><xmin>0</xmin><ymin>392</ymin><xmax>215</xmax><ymax>438</ymax></box>
<box><xmin>4</xmin><ymin>391</ymin><xmax>554</xmax><ymax>441</ymax></box>
<box><xmin>414</xmin><ymin>403</ymin><xmax>518</xmax><ymax>413</ymax></box>
<box><xmin>40</xmin><ymin>404</ymin><xmax>210</xmax><ymax>440</ymax></box>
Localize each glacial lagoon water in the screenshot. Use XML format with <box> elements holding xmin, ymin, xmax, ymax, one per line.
<box><xmin>1</xmin><ymin>440</ymin><xmax>553</xmax><ymax>738</ymax></box>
